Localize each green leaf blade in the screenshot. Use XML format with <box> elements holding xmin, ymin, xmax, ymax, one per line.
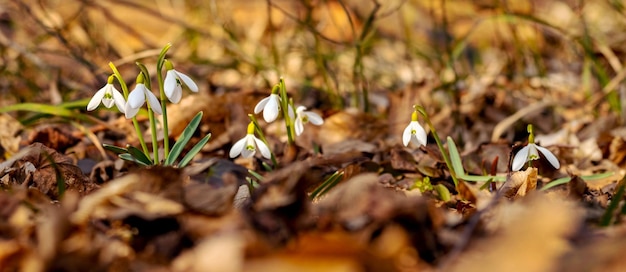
<box><xmin>119</xmin><ymin>153</ymin><xmax>151</xmax><ymax>166</ymax></box>
<box><xmin>126</xmin><ymin>145</ymin><xmax>153</xmax><ymax>165</ymax></box>
<box><xmin>541</xmin><ymin>172</ymin><xmax>615</xmax><ymax>191</ymax></box>
<box><xmin>447</xmin><ymin>137</ymin><xmax>466</xmax><ymax>176</ymax></box>
<box><xmin>166</xmin><ymin>111</ymin><xmax>203</xmax><ymax>165</ymax></box>
<box><xmin>103</xmin><ymin>144</ymin><xmax>128</xmax><ymax>154</ymax></box>
<box><xmin>178</xmin><ymin>133</ymin><xmax>211</xmax><ymax>168</ymax></box>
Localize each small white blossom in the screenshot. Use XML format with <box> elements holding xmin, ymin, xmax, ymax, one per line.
<box><xmin>124</xmin><ymin>83</ymin><xmax>162</xmax><ymax>119</ymax></box>
<box><xmin>87</xmin><ymin>78</ymin><xmax>126</xmax><ymax>113</ymax></box>
<box><xmin>402</xmin><ymin>110</ymin><xmax>427</xmax><ymax>147</ymax></box>
<box><xmin>254</xmin><ymin>93</ymin><xmax>281</xmax><ymax>123</ymax></box>
<box><xmin>511</xmin><ymin>143</ymin><xmax>560</xmax><ymax>171</ymax></box>
<box><xmin>293</xmin><ymin>106</ymin><xmax>324</xmax><ymax>136</ymax></box>
<box><xmin>163</xmin><ymin>62</ymin><xmax>198</xmax><ymax>103</ymax></box>
<box><xmin>229</xmin><ymin>133</ymin><xmax>271</xmax><ymax>159</ymax></box>
<box><xmin>403</xmin><ymin>121</ymin><xmax>427</xmax><ymax>147</ymax></box>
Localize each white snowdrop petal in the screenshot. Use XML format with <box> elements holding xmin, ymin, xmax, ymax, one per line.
<box><xmin>263</xmin><ymin>95</ymin><xmax>279</xmax><ymax>122</ymax></box>
<box><xmin>124</xmin><ymin>104</ymin><xmax>140</xmax><ymax>119</ymax></box>
<box><xmin>306</xmin><ymin>112</ymin><xmax>324</xmax><ymax>125</ymax></box>
<box><xmin>101</xmin><ymin>98</ymin><xmax>114</xmax><ymax>108</ymax></box>
<box><xmin>288</xmin><ymin>105</ymin><xmax>296</xmax><ymax>120</ymax></box>
<box><xmin>295</xmin><ymin>118</ymin><xmax>304</xmax><ymax>136</ymax></box>
<box><xmin>164</xmin><ymin>71</ymin><xmax>178</xmax><ymax>100</ymax></box>
<box><xmin>145</xmin><ymin>91</ymin><xmax>162</xmax><ymax>114</ymax></box>
<box><xmin>512</xmin><ymin>145</ymin><xmax>531</xmax><ymax>171</ymax></box>
<box><xmin>241</xmin><ymin>148</ymin><xmax>255</xmax><ymax>158</ymax></box>
<box><xmin>402</xmin><ymin>124</ymin><xmax>413</xmax><ymax>146</ymax></box>
<box><xmin>254</xmin><ymin>137</ymin><xmax>272</xmax><ymax>159</ymax></box>
<box><xmin>86</xmin><ymin>98</ymin><xmax>101</xmax><ymax>111</ymax></box>
<box><xmin>229</xmin><ymin>137</ymin><xmax>248</xmax><ymax>158</ymax></box>
<box><xmin>535</xmin><ymin>145</ymin><xmax>560</xmax><ymax>169</ymax></box>
<box><xmin>127</xmin><ymin>86</ymin><xmax>146</xmax><ymax>108</ymax></box>
<box><xmin>254</xmin><ymin>97</ymin><xmax>269</xmax><ymax>114</ymax></box>
<box><xmin>240</xmin><ymin>135</ymin><xmax>258</xmax><ymax>158</ymax></box>
<box><xmin>169</xmin><ymin>86</ymin><xmax>182</xmax><ymax>104</ymax></box>
<box><xmin>410</xmin><ymin>136</ymin><xmax>423</xmax><ymax>147</ymax></box>
<box><xmin>112</xmin><ymin>88</ymin><xmax>126</xmax><ymax>113</ymax></box>
<box><xmin>176</xmin><ymin>71</ymin><xmax>198</xmax><ymax>92</ymax></box>
<box><xmin>87</xmin><ymin>86</ymin><xmax>106</xmax><ymax>111</ymax></box>
<box><xmin>412</xmin><ymin>122</ymin><xmax>428</xmax><ymax>146</ymax></box>
<box><xmin>527</xmin><ymin>144</ymin><xmax>539</xmax><ymax>158</ymax></box>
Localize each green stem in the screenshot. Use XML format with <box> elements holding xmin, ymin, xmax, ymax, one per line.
<box><xmin>600</xmin><ymin>175</ymin><xmax>626</xmax><ymax>226</ymax></box>
<box><xmin>158</xmin><ymin>84</ymin><xmax>169</xmax><ymax>159</ymax></box>
<box><xmin>156</xmin><ymin>44</ymin><xmax>172</xmax><ymax>158</ymax></box>
<box><xmin>148</xmin><ymin>107</ymin><xmax>159</xmax><ymax>164</ymax></box>
<box><xmin>278</xmin><ymin>78</ymin><xmax>295</xmax><ymax>144</ymax></box>
<box><xmin>415</xmin><ymin>105</ymin><xmax>460</xmax><ymax>187</ymax></box>
<box><xmin>108</xmin><ymin>62</ymin><xmax>148</xmax><ymax>155</ymax></box>
<box><xmin>249</xmin><ymin>114</ymin><xmax>278</xmax><ymax>168</ymax></box>
<box><xmin>136</xmin><ymin>63</ymin><xmax>160</xmax><ymax>164</ymax></box>
<box><xmin>352</xmin><ymin>1</ymin><xmax>380</xmax><ymax>113</ymax></box>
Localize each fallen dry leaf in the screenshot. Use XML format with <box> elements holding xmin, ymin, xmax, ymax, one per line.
<box><xmin>172</xmin><ymin>232</ymin><xmax>245</xmax><ymax>272</ymax></box>
<box><xmin>0</xmin><ymin>113</ymin><xmax>22</xmax><ymax>160</ymax></box>
<box><xmin>314</xmin><ymin>173</ymin><xmax>444</xmax><ymax>263</ymax></box>
<box><xmin>27</xmin><ymin>125</ymin><xmax>80</xmax><ymax>154</ymax></box>
<box><xmin>500</xmin><ymin>167</ymin><xmax>538</xmax><ymax>199</ymax></box>
<box><xmin>4</xmin><ymin>0</ymin><xmax>626</xmax><ymax>270</ymax></box>
<box><xmin>447</xmin><ymin>193</ymin><xmax>582</xmax><ymax>272</ymax></box>
<box><xmin>1</xmin><ymin>143</ymin><xmax>95</xmax><ymax>199</ymax></box>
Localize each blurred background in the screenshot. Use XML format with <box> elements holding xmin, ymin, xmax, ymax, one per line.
<box><xmin>2</xmin><ymin>0</ymin><xmax>626</xmax><ymax>142</ymax></box>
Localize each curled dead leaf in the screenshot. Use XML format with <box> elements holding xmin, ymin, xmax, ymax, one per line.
<box><xmin>183</xmin><ymin>158</ymin><xmax>249</xmax><ymax>216</ymax></box>
<box><xmin>456</xmin><ymin>179</ymin><xmax>478</xmax><ymax>204</ymax></box>
<box><xmin>1</xmin><ymin>143</ymin><xmax>95</xmax><ymax>199</ymax></box>
<box><xmin>500</xmin><ymin>167</ymin><xmax>538</xmax><ymax>199</ymax></box>
<box><xmin>71</xmin><ymin>166</ymin><xmax>184</xmax><ymax>224</ymax></box>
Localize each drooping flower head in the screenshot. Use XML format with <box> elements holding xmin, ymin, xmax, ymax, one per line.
<box><xmin>511</xmin><ymin>124</ymin><xmax>560</xmax><ymax>171</ymax></box>
<box><xmin>293</xmin><ymin>106</ymin><xmax>324</xmax><ymax>136</ymax></box>
<box><xmin>402</xmin><ymin>109</ymin><xmax>427</xmax><ymax>147</ymax></box>
<box><xmin>124</xmin><ymin>73</ymin><xmax>162</xmax><ymax>119</ymax></box>
<box><xmin>87</xmin><ymin>75</ymin><xmax>126</xmax><ymax>113</ymax></box>
<box><xmin>254</xmin><ymin>85</ymin><xmax>281</xmax><ymax>123</ymax></box>
<box><xmin>163</xmin><ymin>60</ymin><xmax>198</xmax><ymax>103</ymax></box>
<box><xmin>229</xmin><ymin>122</ymin><xmax>272</xmax><ymax>159</ymax></box>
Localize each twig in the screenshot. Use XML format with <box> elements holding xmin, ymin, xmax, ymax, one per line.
<box><xmin>268</xmin><ymin>0</ymin><xmax>344</xmax><ymax>45</ymax></box>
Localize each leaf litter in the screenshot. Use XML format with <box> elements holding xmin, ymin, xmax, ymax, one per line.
<box><xmin>3</xmin><ymin>0</ymin><xmax>626</xmax><ymax>271</ymax></box>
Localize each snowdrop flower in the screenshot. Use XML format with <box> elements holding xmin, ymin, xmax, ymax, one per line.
<box><xmin>254</xmin><ymin>90</ymin><xmax>281</xmax><ymax>123</ymax></box>
<box><xmin>402</xmin><ymin>110</ymin><xmax>427</xmax><ymax>147</ymax></box>
<box><xmin>87</xmin><ymin>75</ymin><xmax>126</xmax><ymax>113</ymax></box>
<box><xmin>124</xmin><ymin>74</ymin><xmax>162</xmax><ymax>119</ymax></box>
<box><xmin>229</xmin><ymin>122</ymin><xmax>271</xmax><ymax>159</ymax></box>
<box><xmin>511</xmin><ymin>124</ymin><xmax>560</xmax><ymax>171</ymax></box>
<box><xmin>293</xmin><ymin>106</ymin><xmax>324</xmax><ymax>136</ymax></box>
<box><xmin>163</xmin><ymin>60</ymin><xmax>198</xmax><ymax>103</ymax></box>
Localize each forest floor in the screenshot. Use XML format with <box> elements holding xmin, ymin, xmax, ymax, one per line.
<box><xmin>2</xmin><ymin>0</ymin><xmax>626</xmax><ymax>271</ymax></box>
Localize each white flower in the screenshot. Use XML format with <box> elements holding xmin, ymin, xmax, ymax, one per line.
<box><xmin>254</xmin><ymin>93</ymin><xmax>281</xmax><ymax>122</ymax></box>
<box><xmin>87</xmin><ymin>83</ymin><xmax>126</xmax><ymax>113</ymax></box>
<box><xmin>164</xmin><ymin>68</ymin><xmax>198</xmax><ymax>103</ymax></box>
<box><xmin>402</xmin><ymin>120</ymin><xmax>427</xmax><ymax>147</ymax></box>
<box><xmin>293</xmin><ymin>106</ymin><xmax>324</xmax><ymax>136</ymax></box>
<box><xmin>124</xmin><ymin>83</ymin><xmax>162</xmax><ymax>119</ymax></box>
<box><xmin>511</xmin><ymin>143</ymin><xmax>560</xmax><ymax>171</ymax></box>
<box><xmin>229</xmin><ymin>134</ymin><xmax>271</xmax><ymax>159</ymax></box>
